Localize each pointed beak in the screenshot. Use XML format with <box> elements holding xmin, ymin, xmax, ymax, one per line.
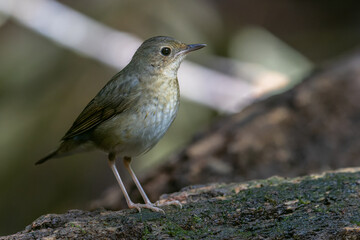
<box><xmin>182</xmin><ymin>43</ymin><xmax>206</xmax><ymax>54</ymax></box>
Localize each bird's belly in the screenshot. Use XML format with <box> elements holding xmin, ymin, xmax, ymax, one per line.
<box><xmin>93</xmin><ymin>99</ymin><xmax>179</xmax><ymax>156</ymax></box>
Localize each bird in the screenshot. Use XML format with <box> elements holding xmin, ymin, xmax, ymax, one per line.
<box><xmin>36</xmin><ymin>36</ymin><xmax>206</xmax><ymax>213</ymax></box>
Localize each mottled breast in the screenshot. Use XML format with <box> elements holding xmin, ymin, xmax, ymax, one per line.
<box><xmin>93</xmin><ymin>76</ymin><xmax>180</xmax><ymax>157</ymax></box>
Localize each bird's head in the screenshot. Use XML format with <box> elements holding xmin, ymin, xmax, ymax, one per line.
<box><xmin>130</xmin><ymin>36</ymin><xmax>206</xmax><ymax>77</ymax></box>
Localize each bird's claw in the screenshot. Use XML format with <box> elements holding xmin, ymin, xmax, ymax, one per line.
<box><xmin>128</xmin><ymin>202</ymin><xmax>165</xmax><ymax>214</ymax></box>
<box><xmin>127</xmin><ymin>199</ymin><xmax>181</xmax><ymax>213</ymax></box>
<box><xmin>155</xmin><ymin>200</ymin><xmax>182</xmax><ymax>209</ymax></box>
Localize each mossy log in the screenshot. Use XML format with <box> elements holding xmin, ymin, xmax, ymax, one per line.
<box><xmin>2</xmin><ymin>168</ymin><xmax>360</xmax><ymax>239</ymax></box>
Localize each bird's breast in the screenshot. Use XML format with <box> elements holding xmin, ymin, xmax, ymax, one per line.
<box><xmin>136</xmin><ymin>77</ymin><xmax>180</xmax><ymax>143</ymax></box>
<box><xmin>94</xmin><ymin>76</ymin><xmax>180</xmax><ymax>156</ymax></box>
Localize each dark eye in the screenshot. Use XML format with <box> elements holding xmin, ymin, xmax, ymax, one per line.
<box><xmin>161</xmin><ymin>47</ymin><xmax>171</xmax><ymax>56</ymax></box>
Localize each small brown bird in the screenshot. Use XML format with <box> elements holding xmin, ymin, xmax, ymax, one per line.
<box><xmin>36</xmin><ymin>36</ymin><xmax>206</xmax><ymax>213</ymax></box>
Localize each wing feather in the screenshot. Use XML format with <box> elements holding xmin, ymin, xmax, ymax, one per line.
<box><xmin>62</xmin><ymin>74</ymin><xmax>140</xmax><ymax>140</ymax></box>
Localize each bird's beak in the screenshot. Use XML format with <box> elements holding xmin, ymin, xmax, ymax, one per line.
<box><xmin>181</xmin><ymin>43</ymin><xmax>206</xmax><ymax>54</ymax></box>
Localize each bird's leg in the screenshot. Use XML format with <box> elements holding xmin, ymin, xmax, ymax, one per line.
<box><xmin>123</xmin><ymin>157</ymin><xmax>152</xmax><ymax>204</ymax></box>
<box><xmin>108</xmin><ymin>154</ymin><xmax>164</xmax><ymax>213</ymax></box>
<box><xmin>123</xmin><ymin>156</ymin><xmax>181</xmax><ymax>211</ymax></box>
<box><xmin>108</xmin><ymin>153</ymin><xmax>145</xmax><ymax>212</ymax></box>
<box><xmin>122</xmin><ymin>156</ymin><xmax>164</xmax><ymax>213</ymax></box>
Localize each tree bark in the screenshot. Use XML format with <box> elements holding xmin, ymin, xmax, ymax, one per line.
<box><xmin>2</xmin><ymin>168</ymin><xmax>360</xmax><ymax>239</ymax></box>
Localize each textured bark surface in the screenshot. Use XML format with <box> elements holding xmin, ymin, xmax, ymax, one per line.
<box><xmin>94</xmin><ymin>51</ymin><xmax>360</xmax><ymax>210</ymax></box>
<box><xmin>2</xmin><ymin>168</ymin><xmax>360</xmax><ymax>239</ymax></box>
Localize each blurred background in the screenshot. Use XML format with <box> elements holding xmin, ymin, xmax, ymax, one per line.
<box><xmin>1</xmin><ymin>0</ymin><xmax>360</xmax><ymax>235</ymax></box>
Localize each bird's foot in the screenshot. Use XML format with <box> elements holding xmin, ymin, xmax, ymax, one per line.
<box><xmin>155</xmin><ymin>199</ymin><xmax>182</xmax><ymax>209</ymax></box>
<box><xmin>128</xmin><ymin>202</ymin><xmax>165</xmax><ymax>214</ymax></box>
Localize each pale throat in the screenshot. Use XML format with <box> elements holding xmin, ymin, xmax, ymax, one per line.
<box><xmin>161</xmin><ymin>60</ymin><xmax>183</xmax><ymax>79</ymax></box>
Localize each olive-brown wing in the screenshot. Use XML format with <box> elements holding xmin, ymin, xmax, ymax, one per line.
<box><xmin>61</xmin><ymin>77</ymin><xmax>140</xmax><ymax>140</ymax></box>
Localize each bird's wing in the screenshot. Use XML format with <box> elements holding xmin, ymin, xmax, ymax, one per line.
<box><xmin>62</xmin><ymin>75</ymin><xmax>140</xmax><ymax>140</ymax></box>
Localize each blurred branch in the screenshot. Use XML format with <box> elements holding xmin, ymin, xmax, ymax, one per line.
<box><xmin>0</xmin><ymin>0</ymin><xmax>260</xmax><ymax>112</ymax></box>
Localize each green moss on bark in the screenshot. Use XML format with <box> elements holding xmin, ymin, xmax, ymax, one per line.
<box><xmin>2</xmin><ymin>168</ymin><xmax>360</xmax><ymax>239</ymax></box>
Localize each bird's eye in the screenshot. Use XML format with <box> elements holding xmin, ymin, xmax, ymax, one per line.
<box><xmin>161</xmin><ymin>47</ymin><xmax>171</xmax><ymax>56</ymax></box>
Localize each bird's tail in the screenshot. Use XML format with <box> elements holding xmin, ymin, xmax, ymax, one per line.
<box><xmin>35</xmin><ymin>139</ymin><xmax>89</xmax><ymax>165</ymax></box>
<box><xmin>35</xmin><ymin>150</ymin><xmax>59</xmax><ymax>165</ymax></box>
